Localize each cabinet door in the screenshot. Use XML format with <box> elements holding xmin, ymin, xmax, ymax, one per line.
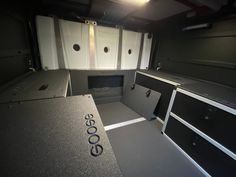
<box><xmin>121</xmin><ymin>30</ymin><xmax>141</xmax><ymax>69</ymax></box>
<box><xmin>36</xmin><ymin>16</ymin><xmax>59</xmax><ymax>70</ymax></box>
<box><xmin>95</xmin><ymin>26</ymin><xmax>119</xmax><ymax>69</ymax></box>
<box><xmin>172</xmin><ymin>92</ymin><xmax>236</xmax><ymax>154</ymax></box>
<box><xmin>140</xmin><ymin>33</ymin><xmax>152</xmax><ymax>70</ymax></box>
<box><xmin>166</xmin><ymin>116</ymin><xmax>235</xmax><ymax>177</ymax></box>
<box><xmin>59</xmin><ymin>19</ymin><xmax>89</xmax><ymax>69</ymax></box>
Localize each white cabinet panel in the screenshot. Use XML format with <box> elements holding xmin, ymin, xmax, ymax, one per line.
<box><xmin>140</xmin><ymin>33</ymin><xmax>152</xmax><ymax>69</ymax></box>
<box><xmin>121</xmin><ymin>30</ymin><xmax>141</xmax><ymax>69</ymax></box>
<box><xmin>36</xmin><ymin>16</ymin><xmax>59</xmax><ymax>70</ymax></box>
<box><xmin>95</xmin><ymin>26</ymin><xmax>119</xmax><ymax>69</ymax></box>
<box><xmin>59</xmin><ymin>19</ymin><xmax>89</xmax><ymax>69</ymax></box>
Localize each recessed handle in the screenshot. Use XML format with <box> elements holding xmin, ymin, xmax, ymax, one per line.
<box><xmin>38</xmin><ymin>84</ymin><xmax>48</xmax><ymax>91</ymax></box>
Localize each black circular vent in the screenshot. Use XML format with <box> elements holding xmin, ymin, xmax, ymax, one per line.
<box><xmin>73</xmin><ymin>44</ymin><xmax>80</xmax><ymax>51</ymax></box>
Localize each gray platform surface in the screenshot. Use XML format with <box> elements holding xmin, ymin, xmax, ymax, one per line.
<box><xmin>137</xmin><ymin>70</ymin><xmax>196</xmax><ymax>85</ymax></box>
<box><xmin>97</xmin><ymin>102</ymin><xmax>204</xmax><ymax>177</ymax></box>
<box><xmin>0</xmin><ymin>70</ymin><xmax>70</xmax><ymax>104</ymax></box>
<box><xmin>179</xmin><ymin>82</ymin><xmax>236</xmax><ymax>109</ymax></box>
<box><xmin>97</xmin><ymin>102</ymin><xmax>141</xmax><ymax>126</ymax></box>
<box><xmin>0</xmin><ymin>95</ymin><xmax>122</xmax><ymax>177</ymax></box>
<box><xmin>107</xmin><ymin>121</ymin><xmax>204</xmax><ymax>177</ymax></box>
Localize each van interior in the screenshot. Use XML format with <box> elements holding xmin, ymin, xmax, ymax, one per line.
<box><xmin>0</xmin><ymin>0</ymin><xmax>236</xmax><ymax>177</ymax></box>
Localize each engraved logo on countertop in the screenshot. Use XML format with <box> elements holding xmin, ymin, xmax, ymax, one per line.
<box><xmin>85</xmin><ymin>114</ymin><xmax>103</xmax><ymax>157</ymax></box>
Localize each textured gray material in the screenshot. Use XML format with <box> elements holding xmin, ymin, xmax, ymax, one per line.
<box><xmin>97</xmin><ymin>102</ymin><xmax>141</xmax><ymax>126</ymax></box>
<box><xmin>0</xmin><ymin>95</ymin><xmax>122</xmax><ymax>177</ymax></box>
<box><xmin>107</xmin><ymin>120</ymin><xmax>204</xmax><ymax>177</ymax></box>
<box><xmin>179</xmin><ymin>82</ymin><xmax>236</xmax><ymax>109</ymax></box>
<box><xmin>121</xmin><ymin>84</ymin><xmax>161</xmax><ymax>120</ymax></box>
<box><xmin>137</xmin><ymin>69</ymin><xmax>196</xmax><ymax>85</ymax></box>
<box><xmin>0</xmin><ymin>70</ymin><xmax>70</xmax><ymax>103</ymax></box>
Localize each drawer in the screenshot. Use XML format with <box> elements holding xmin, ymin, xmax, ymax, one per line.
<box><xmin>135</xmin><ymin>73</ymin><xmax>175</xmax><ymax>120</ymax></box>
<box><xmin>165</xmin><ymin>116</ymin><xmax>235</xmax><ymax>177</ymax></box>
<box><xmin>172</xmin><ymin>92</ymin><xmax>236</xmax><ymax>154</ymax></box>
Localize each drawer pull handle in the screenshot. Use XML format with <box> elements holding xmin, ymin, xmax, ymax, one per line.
<box><xmin>131</xmin><ymin>84</ymin><xmax>135</xmax><ymax>90</ymax></box>
<box><xmin>146</xmin><ymin>90</ymin><xmax>151</xmax><ymax>97</ymax></box>
<box><xmin>192</xmin><ymin>142</ymin><xmax>197</xmax><ymax>146</ymax></box>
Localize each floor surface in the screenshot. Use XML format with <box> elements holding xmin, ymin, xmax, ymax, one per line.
<box><xmin>97</xmin><ymin>102</ymin><xmax>204</xmax><ymax>177</ymax></box>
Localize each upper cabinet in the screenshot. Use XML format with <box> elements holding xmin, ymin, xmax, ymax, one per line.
<box><xmin>95</xmin><ymin>26</ymin><xmax>119</xmax><ymax>69</ymax></box>
<box><xmin>121</xmin><ymin>30</ymin><xmax>141</xmax><ymax>69</ymax></box>
<box><xmin>59</xmin><ymin>19</ymin><xmax>89</xmax><ymax>69</ymax></box>
<box><xmin>36</xmin><ymin>16</ymin><xmax>59</xmax><ymax>70</ymax></box>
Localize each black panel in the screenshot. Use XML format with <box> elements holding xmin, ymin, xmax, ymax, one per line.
<box><xmin>0</xmin><ymin>11</ymin><xmax>31</xmax><ymax>85</ymax></box>
<box><xmin>88</xmin><ymin>75</ymin><xmax>124</xmax><ymax>89</ymax></box>
<box><xmin>172</xmin><ymin>92</ymin><xmax>236</xmax><ymax>154</ymax></box>
<box><xmin>135</xmin><ymin>73</ymin><xmax>175</xmax><ymax>120</ymax></box>
<box><xmin>70</xmin><ymin>70</ymin><xmax>135</xmax><ymax>96</ymax></box>
<box><xmin>166</xmin><ymin>116</ymin><xmax>235</xmax><ymax>177</ymax></box>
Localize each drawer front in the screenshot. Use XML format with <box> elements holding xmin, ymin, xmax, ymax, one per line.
<box><xmin>172</xmin><ymin>92</ymin><xmax>236</xmax><ymax>154</ymax></box>
<box><xmin>135</xmin><ymin>73</ymin><xmax>175</xmax><ymax>120</ymax></box>
<box><xmin>166</xmin><ymin>116</ymin><xmax>235</xmax><ymax>177</ymax></box>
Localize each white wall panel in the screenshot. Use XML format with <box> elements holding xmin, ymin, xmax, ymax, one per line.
<box><xmin>36</xmin><ymin>16</ymin><xmax>59</xmax><ymax>70</ymax></box>
<box><xmin>95</xmin><ymin>26</ymin><xmax>119</xmax><ymax>69</ymax></box>
<box><xmin>121</xmin><ymin>30</ymin><xmax>141</xmax><ymax>69</ymax></box>
<box><xmin>59</xmin><ymin>19</ymin><xmax>89</xmax><ymax>69</ymax></box>
<box><xmin>140</xmin><ymin>33</ymin><xmax>152</xmax><ymax>69</ymax></box>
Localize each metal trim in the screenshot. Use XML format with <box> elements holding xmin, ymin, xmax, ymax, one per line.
<box><xmin>170</xmin><ymin>112</ymin><xmax>236</xmax><ymax>160</ymax></box>
<box><xmin>156</xmin><ymin>116</ymin><xmax>164</xmax><ymax>124</ymax></box>
<box><xmin>162</xmin><ymin>89</ymin><xmax>177</xmax><ymax>132</ymax></box>
<box><xmin>117</xmin><ymin>28</ymin><xmax>123</xmax><ymax>70</ymax></box>
<box><xmin>137</xmin><ymin>33</ymin><xmax>145</xmax><ymax>69</ymax></box>
<box><xmin>104</xmin><ymin>117</ymin><xmax>146</xmax><ymax>131</ymax></box>
<box><xmin>89</xmin><ymin>24</ymin><xmax>96</xmax><ymax>69</ymax></box>
<box><xmin>176</xmin><ymin>88</ymin><xmax>236</xmax><ymax>115</ymax></box>
<box><xmin>53</xmin><ymin>17</ymin><xmax>66</xmax><ymax>69</ymax></box>
<box><xmin>164</xmin><ymin>133</ymin><xmax>212</xmax><ymax>177</ymax></box>
<box><xmin>136</xmin><ymin>71</ymin><xmax>181</xmax><ymax>86</ymax></box>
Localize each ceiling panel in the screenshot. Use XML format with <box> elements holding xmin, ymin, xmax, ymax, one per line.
<box><xmin>90</xmin><ymin>0</ymin><xmax>137</xmax><ymax>22</ymax></box>
<box><xmin>133</xmin><ymin>0</ymin><xmax>191</xmax><ymax>21</ymax></box>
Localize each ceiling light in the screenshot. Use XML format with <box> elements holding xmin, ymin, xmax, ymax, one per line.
<box><xmin>114</xmin><ymin>0</ymin><xmax>150</xmax><ymax>6</ymax></box>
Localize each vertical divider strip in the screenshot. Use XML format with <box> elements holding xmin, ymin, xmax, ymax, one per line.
<box><xmin>137</xmin><ymin>33</ymin><xmax>145</xmax><ymax>69</ymax></box>
<box><xmin>53</xmin><ymin>17</ymin><xmax>66</xmax><ymax>69</ymax></box>
<box><xmin>89</xmin><ymin>23</ymin><xmax>96</xmax><ymax>69</ymax></box>
<box><xmin>117</xmin><ymin>27</ymin><xmax>123</xmax><ymax>70</ymax></box>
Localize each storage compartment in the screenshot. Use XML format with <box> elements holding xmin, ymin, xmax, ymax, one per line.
<box><xmin>135</xmin><ymin>72</ymin><xmax>175</xmax><ymax>120</ymax></box>
<box><xmin>165</xmin><ymin>116</ymin><xmax>235</xmax><ymax>177</ymax></box>
<box><xmin>172</xmin><ymin>92</ymin><xmax>236</xmax><ymax>154</ymax></box>
<box><xmin>88</xmin><ymin>75</ymin><xmax>124</xmax><ymax>102</ymax></box>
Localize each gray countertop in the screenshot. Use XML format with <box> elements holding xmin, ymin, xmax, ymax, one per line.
<box><xmin>0</xmin><ymin>70</ymin><xmax>70</xmax><ymax>103</ymax></box>
<box><xmin>137</xmin><ymin>70</ymin><xmax>236</xmax><ymax>110</ymax></box>
<box><xmin>0</xmin><ymin>95</ymin><xmax>122</xmax><ymax>177</ymax></box>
